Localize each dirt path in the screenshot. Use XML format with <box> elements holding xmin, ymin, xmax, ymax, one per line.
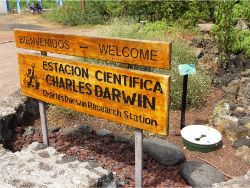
<box><xmin>0</xmin><ymin>14</ymin><xmax>98</xmax><ymax>101</ymax></box>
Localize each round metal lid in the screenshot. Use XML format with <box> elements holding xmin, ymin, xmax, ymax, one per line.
<box><xmin>181</xmin><ymin>125</ymin><xmax>222</xmax><ymax>146</ymax></box>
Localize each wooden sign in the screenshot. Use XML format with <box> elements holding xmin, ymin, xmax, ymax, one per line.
<box><xmin>18</xmin><ymin>53</ymin><xmax>170</xmax><ymax>135</ymax></box>
<box><xmin>14</xmin><ymin>29</ymin><xmax>171</xmax><ymax>69</ymax></box>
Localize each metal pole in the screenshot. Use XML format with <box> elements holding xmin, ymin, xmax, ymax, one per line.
<box><xmin>119</xmin><ymin>63</ymin><xmax>143</xmax><ymax>186</ymax></box>
<box><xmin>39</xmin><ymin>101</ymin><xmax>49</xmax><ymax>146</ymax></box>
<box><xmin>135</xmin><ymin>128</ymin><xmax>143</xmax><ymax>187</ymax></box>
<box><xmin>16</xmin><ymin>0</ymin><xmax>21</xmax><ymax>14</ymax></box>
<box><xmin>25</xmin><ymin>0</ymin><xmax>29</xmax><ymax>8</ymax></box>
<box><xmin>6</xmin><ymin>0</ymin><xmax>10</xmax><ymax>14</ymax></box>
<box><xmin>180</xmin><ymin>74</ymin><xmax>188</xmax><ymax>129</ymax></box>
<box><xmin>59</xmin><ymin>0</ymin><xmax>63</xmax><ymax>6</ymax></box>
<box><xmin>39</xmin><ymin>51</ymin><xmax>49</xmax><ymax>147</ymax></box>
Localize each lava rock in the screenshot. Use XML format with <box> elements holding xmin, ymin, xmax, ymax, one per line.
<box><xmin>59</xmin><ymin>127</ymin><xmax>78</xmax><ymax>136</ymax></box>
<box><xmin>23</xmin><ymin>126</ymin><xmax>35</xmax><ymax>136</ymax></box>
<box><xmin>96</xmin><ymin>129</ymin><xmax>113</xmax><ymax>137</ymax></box>
<box><xmin>222</xmin><ymin>79</ymin><xmax>240</xmax><ymax>99</ymax></box>
<box><xmin>225</xmin><ymin>124</ymin><xmax>249</xmax><ymax>140</ymax></box>
<box><xmin>38</xmin><ymin>151</ymin><xmax>50</xmax><ymax>158</ymax></box>
<box><xmin>78</xmin><ymin>125</ymin><xmax>93</xmax><ymax>134</ymax></box>
<box><xmin>56</xmin><ymin>155</ymin><xmax>77</xmax><ymax>164</ymax></box>
<box><xmin>48</xmin><ymin>126</ymin><xmax>61</xmax><ymax>133</ymax></box>
<box><xmin>233</xmin><ymin>137</ymin><xmax>250</xmax><ymax>148</ymax></box>
<box><xmin>194</xmin><ymin>48</ymin><xmax>204</xmax><ymax>59</ymax></box>
<box><xmin>212</xmin><ymin>73</ymin><xmax>236</xmax><ymax>87</ymax></box>
<box><xmin>235</xmin><ymin>146</ymin><xmax>250</xmax><ymax>164</ymax></box>
<box><xmin>238</xmin><ymin>116</ymin><xmax>250</xmax><ymax>126</ymax></box>
<box><xmin>213</xmin><ymin>171</ymin><xmax>250</xmax><ymax>188</ymax></box>
<box><xmin>143</xmin><ymin>137</ymin><xmax>185</xmax><ymax>166</ymax></box>
<box><xmin>241</xmin><ymin>69</ymin><xmax>250</xmax><ymax>77</ymax></box>
<box><xmin>114</xmin><ymin>135</ymin><xmax>132</xmax><ymax>143</ymax></box>
<box><xmin>232</xmin><ymin>107</ymin><xmax>247</xmax><ymax>117</ymax></box>
<box><xmin>237</xmin><ymin>77</ymin><xmax>250</xmax><ymax>107</ymax></box>
<box><xmin>97</xmin><ymin>171</ymin><xmax>115</xmax><ymax>188</ymax></box>
<box><xmin>33</xmin><ymin>143</ymin><xmax>47</xmax><ymax>151</ymax></box>
<box><xmin>180</xmin><ymin>161</ymin><xmax>225</xmax><ymax>187</ymax></box>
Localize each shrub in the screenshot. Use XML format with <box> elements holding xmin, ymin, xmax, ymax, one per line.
<box><xmin>232</xmin><ymin>30</ymin><xmax>250</xmax><ymax>58</ymax></box>
<box><xmin>212</xmin><ymin>1</ymin><xmax>236</xmax><ymax>67</ymax></box>
<box><xmin>43</xmin><ymin>1</ymin><xmax>108</xmax><ymax>26</ymax></box>
<box><xmin>96</xmin><ymin>19</ymin><xmax>210</xmax><ymax>109</ymax></box>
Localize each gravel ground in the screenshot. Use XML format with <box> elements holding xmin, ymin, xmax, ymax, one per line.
<box><xmin>8</xmin><ymin>130</ymin><xmax>188</xmax><ymax>187</ymax></box>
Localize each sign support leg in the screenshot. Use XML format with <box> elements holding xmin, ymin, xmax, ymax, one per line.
<box><xmin>39</xmin><ymin>51</ymin><xmax>49</xmax><ymax>147</ymax></box>
<box><xmin>180</xmin><ymin>75</ymin><xmax>188</xmax><ymax>130</ymax></box>
<box><xmin>135</xmin><ymin>128</ymin><xmax>143</xmax><ymax>187</ymax></box>
<box><xmin>39</xmin><ymin>101</ymin><xmax>49</xmax><ymax>147</ymax></box>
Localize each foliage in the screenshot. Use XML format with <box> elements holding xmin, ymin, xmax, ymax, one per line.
<box><xmin>211</xmin><ymin>0</ymin><xmax>250</xmax><ymax>66</ymax></box>
<box><xmin>233</xmin><ymin>0</ymin><xmax>250</xmax><ymax>21</ymax></box>
<box><xmin>43</xmin><ymin>2</ymin><xmax>83</xmax><ymax>26</ymax></box>
<box><xmin>231</xmin><ymin>1</ymin><xmax>250</xmax><ymax>58</ymax></box>
<box><xmin>97</xmin><ymin>19</ymin><xmax>210</xmax><ymax>109</ymax></box>
<box><xmin>232</xmin><ymin>30</ymin><xmax>250</xmax><ymax>57</ymax></box>
<box><xmin>181</xmin><ymin>1</ymin><xmax>216</xmax><ymax>27</ymax></box>
<box><xmin>43</xmin><ymin>1</ymin><xmax>204</xmax><ymax>26</ymax></box>
<box><xmin>212</xmin><ymin>1</ymin><xmax>236</xmax><ymax>67</ymax></box>
<box><xmin>43</xmin><ymin>1</ymin><xmax>108</xmax><ymax>26</ymax></box>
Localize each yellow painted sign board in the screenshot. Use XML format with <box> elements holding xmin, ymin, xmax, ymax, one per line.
<box><xmin>18</xmin><ymin>53</ymin><xmax>170</xmax><ymax>135</ymax></box>
<box><xmin>14</xmin><ymin>29</ymin><xmax>171</xmax><ymax>69</ymax></box>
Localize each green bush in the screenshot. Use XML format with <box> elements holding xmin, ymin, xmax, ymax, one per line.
<box><xmin>43</xmin><ymin>1</ymin><xmax>108</xmax><ymax>26</ymax></box>
<box><xmin>212</xmin><ymin>1</ymin><xmax>236</xmax><ymax>67</ymax></box>
<box><xmin>211</xmin><ymin>1</ymin><xmax>250</xmax><ymax>64</ymax></box>
<box><xmin>233</xmin><ymin>0</ymin><xmax>250</xmax><ymax>21</ymax></box>
<box><xmin>232</xmin><ymin>30</ymin><xmax>250</xmax><ymax>58</ymax></box>
<box><xmin>96</xmin><ymin>19</ymin><xmax>210</xmax><ymax>109</ymax></box>
<box><xmin>181</xmin><ymin>1</ymin><xmax>216</xmax><ymax>27</ymax></box>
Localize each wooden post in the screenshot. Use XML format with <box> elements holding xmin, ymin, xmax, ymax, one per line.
<box><xmin>40</xmin><ymin>51</ymin><xmax>49</xmax><ymax>147</ymax></box>
<box><xmin>81</xmin><ymin>0</ymin><xmax>84</xmax><ymax>16</ymax></box>
<box><xmin>135</xmin><ymin>128</ymin><xmax>143</xmax><ymax>187</ymax></box>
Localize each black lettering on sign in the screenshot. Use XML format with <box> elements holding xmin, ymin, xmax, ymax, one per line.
<box><xmin>18</xmin><ymin>36</ymin><xmax>70</xmax><ymax>50</ymax></box>
<box><xmin>98</xmin><ymin>44</ymin><xmax>158</xmax><ymax>61</ymax></box>
<box><xmin>20</xmin><ymin>36</ymin><xmax>25</xmax><ymax>43</ymax></box>
<box><xmin>123</xmin><ymin>111</ymin><xmax>158</xmax><ymax>126</ymax></box>
<box><xmin>150</xmin><ymin>50</ymin><xmax>157</xmax><ymax>61</ymax></box>
<box><xmin>43</xmin><ymin>61</ymin><xmax>89</xmax><ymax>78</ymax></box>
<box><xmin>94</xmin><ymin>70</ymin><xmax>163</xmax><ymax>94</ymax></box>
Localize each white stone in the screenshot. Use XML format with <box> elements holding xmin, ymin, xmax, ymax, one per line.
<box><xmin>223</xmin><ymin>115</ymin><xmax>239</xmax><ymax>123</ymax></box>
<box><xmin>94</xmin><ymin>167</ymin><xmax>109</xmax><ymax>176</ymax></box>
<box><xmin>0</xmin><ymin>142</ymin><xmax>112</xmax><ymax>187</ymax></box>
